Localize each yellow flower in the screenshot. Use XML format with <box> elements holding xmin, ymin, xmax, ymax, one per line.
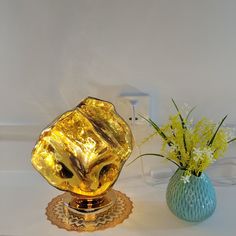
<box><xmin>138</xmin><ymin>100</ymin><xmax>236</xmax><ymax>180</ymax></box>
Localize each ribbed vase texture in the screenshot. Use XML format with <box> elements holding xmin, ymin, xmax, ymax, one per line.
<box><xmin>166</xmin><ymin>168</ymin><xmax>216</xmax><ymax>222</ymax></box>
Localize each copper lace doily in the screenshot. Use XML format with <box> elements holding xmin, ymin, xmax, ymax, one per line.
<box><xmin>46</xmin><ymin>190</ymin><xmax>133</xmax><ymax>232</ymax></box>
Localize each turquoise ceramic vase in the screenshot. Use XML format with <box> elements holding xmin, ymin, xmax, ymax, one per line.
<box><xmin>166</xmin><ymin>168</ymin><xmax>216</xmax><ymax>222</ymax></box>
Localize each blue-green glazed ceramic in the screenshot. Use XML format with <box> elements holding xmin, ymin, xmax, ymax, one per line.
<box><xmin>166</xmin><ymin>168</ymin><xmax>216</xmax><ymax>222</ymax></box>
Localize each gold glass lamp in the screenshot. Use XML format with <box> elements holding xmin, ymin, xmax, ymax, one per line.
<box><xmin>31</xmin><ymin>97</ymin><xmax>134</xmax><ymax>230</ymax></box>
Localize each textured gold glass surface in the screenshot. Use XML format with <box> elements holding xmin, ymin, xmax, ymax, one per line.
<box><xmin>31</xmin><ymin>97</ymin><xmax>133</xmax><ymax>196</ymax></box>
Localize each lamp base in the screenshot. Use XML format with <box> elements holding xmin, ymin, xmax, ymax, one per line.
<box><xmin>63</xmin><ymin>190</ymin><xmax>116</xmax><ymax>221</ymax></box>
<box><xmin>46</xmin><ymin>189</ymin><xmax>133</xmax><ymax>232</ymax></box>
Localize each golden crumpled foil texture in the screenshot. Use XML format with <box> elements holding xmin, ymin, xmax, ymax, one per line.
<box><xmin>31</xmin><ymin>97</ymin><xmax>133</xmax><ymax>196</ymax></box>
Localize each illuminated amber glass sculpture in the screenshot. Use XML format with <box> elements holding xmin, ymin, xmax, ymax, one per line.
<box><xmin>31</xmin><ymin>97</ymin><xmax>133</xmax><ymax>198</ymax></box>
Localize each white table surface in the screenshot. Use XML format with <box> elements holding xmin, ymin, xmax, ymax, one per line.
<box><xmin>0</xmin><ymin>170</ymin><xmax>236</xmax><ymax>236</ymax></box>
<box><xmin>1</xmin><ymin>128</ymin><xmax>236</xmax><ymax>236</ymax></box>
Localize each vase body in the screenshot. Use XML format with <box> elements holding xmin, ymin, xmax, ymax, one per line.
<box><xmin>166</xmin><ymin>168</ymin><xmax>216</xmax><ymax>222</ymax></box>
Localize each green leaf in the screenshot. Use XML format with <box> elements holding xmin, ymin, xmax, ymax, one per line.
<box><xmin>228</xmin><ymin>137</ymin><xmax>236</xmax><ymax>144</ymax></box>
<box><xmin>208</xmin><ymin>115</ymin><xmax>228</xmax><ymax>146</ymax></box>
<box><xmin>171</xmin><ymin>98</ymin><xmax>187</xmax><ymax>152</ymax></box>
<box><xmin>139</xmin><ymin>114</ymin><xmax>173</xmax><ymax>146</ymax></box>
<box><xmin>171</xmin><ymin>98</ymin><xmax>180</xmax><ymax>112</ymax></box>
<box><xmin>127</xmin><ymin>153</ymin><xmax>181</xmax><ymax>167</ymax></box>
<box><xmin>186</xmin><ymin>106</ymin><xmax>197</xmax><ymax>121</ymax></box>
<box><xmin>171</xmin><ymin>98</ymin><xmax>185</xmax><ymax>128</ymax></box>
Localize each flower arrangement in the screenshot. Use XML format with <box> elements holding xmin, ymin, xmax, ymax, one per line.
<box><xmin>133</xmin><ymin>99</ymin><xmax>236</xmax><ymax>183</ymax></box>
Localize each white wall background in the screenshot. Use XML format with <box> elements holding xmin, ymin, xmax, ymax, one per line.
<box><xmin>1</xmin><ymin>0</ymin><xmax>236</xmax><ymax>126</ymax></box>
